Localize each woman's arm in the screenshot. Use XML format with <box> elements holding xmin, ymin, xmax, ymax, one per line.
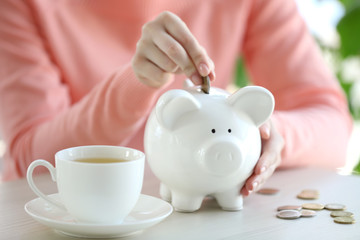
<box><xmin>241</xmin><ymin>0</ymin><xmax>352</xmax><ymax>195</ymax></box>
<box><xmin>0</xmin><ymin>1</ymin><xmax>158</xmax><ymax>180</ymax></box>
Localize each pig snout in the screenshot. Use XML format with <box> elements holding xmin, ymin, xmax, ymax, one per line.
<box><xmin>200</xmin><ymin>138</ymin><xmax>243</xmax><ymax>176</ymax></box>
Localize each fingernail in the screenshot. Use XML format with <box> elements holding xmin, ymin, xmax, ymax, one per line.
<box><xmin>264</xmin><ymin>127</ymin><xmax>270</xmax><ymax>138</ymax></box>
<box><xmin>199</xmin><ymin>63</ymin><xmax>210</xmax><ymax>76</ymax></box>
<box><xmin>191</xmin><ymin>73</ymin><xmax>202</xmax><ymax>85</ymax></box>
<box><xmin>260</xmin><ymin>166</ymin><xmax>266</xmax><ymax>173</ymax></box>
<box><xmin>252</xmin><ymin>182</ymin><xmax>258</xmax><ymax>190</ymax></box>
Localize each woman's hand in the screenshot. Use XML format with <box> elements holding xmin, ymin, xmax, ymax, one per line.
<box><xmin>240</xmin><ymin>119</ymin><xmax>284</xmax><ymax>196</ymax></box>
<box><xmin>132</xmin><ymin>11</ymin><xmax>215</xmax><ymax>88</ymax></box>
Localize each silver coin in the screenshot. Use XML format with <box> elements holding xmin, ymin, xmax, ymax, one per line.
<box><xmin>325</xmin><ymin>203</ymin><xmax>346</xmax><ymax>211</ymax></box>
<box><xmin>276</xmin><ymin>210</ymin><xmax>301</xmax><ymax>220</ymax></box>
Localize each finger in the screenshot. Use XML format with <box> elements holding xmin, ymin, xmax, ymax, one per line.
<box><xmin>239</xmin><ymin>171</ymin><xmax>258</xmax><ymax>197</ymax></box>
<box><xmin>141</xmin><ymin>16</ymin><xmax>195</xmax><ymax>77</ymax></box>
<box><xmin>240</xmin><ymin>186</ymin><xmax>251</xmax><ymax>196</ymax></box>
<box><xmin>152</xmin><ymin>30</ymin><xmax>196</xmax><ymax>76</ymax></box>
<box><xmin>255</xmin><ymin>134</ymin><xmax>283</xmax><ymax>175</ymax></box>
<box><xmin>255</xmin><ymin>164</ymin><xmax>278</xmax><ymax>189</ymax></box>
<box><xmin>254</xmin><ymin>148</ymin><xmax>277</xmax><ymax>175</ymax></box>
<box><xmin>208</xmin><ymin>70</ymin><xmax>216</xmax><ymax>82</ymax></box>
<box><xmin>208</xmin><ymin>59</ymin><xmax>216</xmax><ymax>81</ymax></box>
<box><xmin>132</xmin><ymin>57</ymin><xmax>173</xmax><ymax>88</ymax></box>
<box><xmin>259</xmin><ymin>121</ymin><xmax>271</xmax><ymax>139</ymax></box>
<box><xmin>242</xmin><ymin>163</ymin><xmax>277</xmax><ymax>196</ymax></box>
<box><xmin>244</xmin><ymin>173</ymin><xmax>259</xmax><ymax>192</ymax></box>
<box><xmin>159</xmin><ymin>12</ymin><xmax>214</xmax><ymax>77</ymax></box>
<box><xmin>141</xmin><ymin>42</ymin><xmax>179</xmax><ymax>73</ymax></box>
<box><xmin>152</xmin><ymin>32</ymin><xmax>204</xmax><ymax>85</ymax></box>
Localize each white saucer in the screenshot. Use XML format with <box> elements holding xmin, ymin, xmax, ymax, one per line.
<box><xmin>25</xmin><ymin>193</ymin><xmax>173</xmax><ymax>238</ymax></box>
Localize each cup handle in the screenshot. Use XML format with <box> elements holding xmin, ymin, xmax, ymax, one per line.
<box><xmin>27</xmin><ymin>160</ymin><xmax>66</xmax><ymax>211</ymax></box>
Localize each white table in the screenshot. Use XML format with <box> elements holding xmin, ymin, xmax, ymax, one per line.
<box><xmin>1</xmin><ymin>167</ymin><xmax>359</xmax><ymax>240</ymax></box>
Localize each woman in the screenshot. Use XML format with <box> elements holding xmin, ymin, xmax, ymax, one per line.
<box><xmin>0</xmin><ymin>0</ymin><xmax>352</xmax><ymax>196</ymax></box>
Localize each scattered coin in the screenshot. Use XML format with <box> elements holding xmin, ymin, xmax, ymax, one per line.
<box><xmin>297</xmin><ymin>189</ymin><xmax>319</xmax><ymax>200</ymax></box>
<box><xmin>257</xmin><ymin>188</ymin><xmax>279</xmax><ymax>195</ymax></box>
<box><xmin>334</xmin><ymin>216</ymin><xmax>355</xmax><ymax>224</ymax></box>
<box><xmin>274</xmin><ymin>188</ymin><xmax>356</xmax><ymax>226</ymax></box>
<box><xmin>325</xmin><ymin>203</ymin><xmax>346</xmax><ymax>211</ymax></box>
<box><xmin>201</xmin><ymin>75</ymin><xmax>210</xmax><ymax>94</ymax></box>
<box><xmin>276</xmin><ymin>210</ymin><xmax>301</xmax><ymax>220</ymax></box>
<box><xmin>301</xmin><ymin>189</ymin><xmax>319</xmax><ymax>195</ymax></box>
<box><xmin>300</xmin><ymin>209</ymin><xmax>317</xmax><ymax>217</ymax></box>
<box><xmin>330</xmin><ymin>211</ymin><xmax>354</xmax><ymax>218</ymax></box>
<box><xmin>302</xmin><ymin>203</ymin><xmax>324</xmax><ymax>210</ymax></box>
<box><xmin>277</xmin><ymin>205</ymin><xmax>302</xmax><ymax>211</ymax></box>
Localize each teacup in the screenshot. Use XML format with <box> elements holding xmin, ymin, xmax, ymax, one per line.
<box><xmin>27</xmin><ymin>145</ymin><xmax>144</xmax><ymax>224</ymax></box>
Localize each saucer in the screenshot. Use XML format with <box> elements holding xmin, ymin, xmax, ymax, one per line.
<box><xmin>25</xmin><ymin>193</ymin><xmax>173</xmax><ymax>238</ymax></box>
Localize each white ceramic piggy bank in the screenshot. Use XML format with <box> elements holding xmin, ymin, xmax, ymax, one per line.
<box><xmin>144</xmin><ymin>80</ymin><xmax>274</xmax><ymax>212</ymax></box>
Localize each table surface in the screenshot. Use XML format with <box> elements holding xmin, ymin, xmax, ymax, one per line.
<box><xmin>1</xmin><ymin>167</ymin><xmax>359</xmax><ymax>240</ymax></box>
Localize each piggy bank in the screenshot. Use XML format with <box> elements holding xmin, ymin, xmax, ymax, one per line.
<box><xmin>144</xmin><ymin>80</ymin><xmax>274</xmax><ymax>212</ymax></box>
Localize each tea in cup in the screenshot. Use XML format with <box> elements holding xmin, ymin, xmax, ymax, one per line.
<box><xmin>27</xmin><ymin>145</ymin><xmax>144</xmax><ymax>224</ymax></box>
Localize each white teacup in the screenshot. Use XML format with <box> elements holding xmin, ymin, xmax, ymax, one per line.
<box><xmin>27</xmin><ymin>145</ymin><xmax>144</xmax><ymax>224</ymax></box>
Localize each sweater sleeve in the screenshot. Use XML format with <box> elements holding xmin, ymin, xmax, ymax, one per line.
<box><xmin>243</xmin><ymin>0</ymin><xmax>352</xmax><ymax>169</ymax></box>
<box><xmin>0</xmin><ymin>1</ymin><xmax>159</xmax><ymax>180</ymax></box>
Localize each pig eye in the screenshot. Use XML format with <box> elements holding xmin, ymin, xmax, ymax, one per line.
<box><xmin>228</xmin><ymin>129</ymin><xmax>232</xmax><ymax>133</ymax></box>
<box><xmin>211</xmin><ymin>129</ymin><xmax>216</xmax><ymax>134</ymax></box>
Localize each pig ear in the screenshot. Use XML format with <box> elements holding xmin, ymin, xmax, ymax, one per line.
<box><xmin>227</xmin><ymin>86</ymin><xmax>274</xmax><ymax>127</ymax></box>
<box><xmin>155</xmin><ymin>89</ymin><xmax>201</xmax><ymax>130</ymax></box>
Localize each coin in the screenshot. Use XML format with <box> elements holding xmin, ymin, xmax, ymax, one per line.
<box><xmin>300</xmin><ymin>209</ymin><xmax>317</xmax><ymax>217</ymax></box>
<box><xmin>201</xmin><ymin>75</ymin><xmax>210</xmax><ymax>94</ymax></box>
<box><xmin>334</xmin><ymin>216</ymin><xmax>355</xmax><ymax>224</ymax></box>
<box><xmin>297</xmin><ymin>189</ymin><xmax>319</xmax><ymax>200</ymax></box>
<box><xmin>277</xmin><ymin>205</ymin><xmax>302</xmax><ymax>211</ymax></box>
<box><xmin>325</xmin><ymin>203</ymin><xmax>346</xmax><ymax>211</ymax></box>
<box><xmin>302</xmin><ymin>203</ymin><xmax>324</xmax><ymax>210</ymax></box>
<box><xmin>257</xmin><ymin>188</ymin><xmax>279</xmax><ymax>195</ymax></box>
<box><xmin>330</xmin><ymin>211</ymin><xmax>354</xmax><ymax>218</ymax></box>
<box><xmin>301</xmin><ymin>189</ymin><xmax>319</xmax><ymax>195</ymax></box>
<box><xmin>276</xmin><ymin>210</ymin><xmax>301</xmax><ymax>220</ymax></box>
<box><xmin>297</xmin><ymin>193</ymin><xmax>318</xmax><ymax>200</ymax></box>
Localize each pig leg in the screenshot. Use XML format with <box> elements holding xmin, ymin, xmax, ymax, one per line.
<box><xmin>171</xmin><ymin>191</ymin><xmax>203</xmax><ymax>212</ymax></box>
<box><xmin>214</xmin><ymin>188</ymin><xmax>243</xmax><ymax>211</ymax></box>
<box><xmin>160</xmin><ymin>183</ymin><xmax>171</xmax><ymax>202</ymax></box>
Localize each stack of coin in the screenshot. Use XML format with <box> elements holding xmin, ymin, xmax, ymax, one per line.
<box><xmin>276</xmin><ymin>205</ymin><xmax>317</xmax><ymax>220</ymax></box>
<box><xmin>325</xmin><ymin>203</ymin><xmax>346</xmax><ymax>211</ymax></box>
<box><xmin>326</xmin><ymin>204</ymin><xmax>355</xmax><ymax>224</ymax></box>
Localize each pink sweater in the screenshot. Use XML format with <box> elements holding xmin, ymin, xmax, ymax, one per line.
<box><xmin>0</xmin><ymin>0</ymin><xmax>352</xmax><ymax>181</ymax></box>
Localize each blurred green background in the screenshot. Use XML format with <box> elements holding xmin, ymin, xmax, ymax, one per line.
<box><xmin>234</xmin><ymin>0</ymin><xmax>360</xmax><ymax>174</ymax></box>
